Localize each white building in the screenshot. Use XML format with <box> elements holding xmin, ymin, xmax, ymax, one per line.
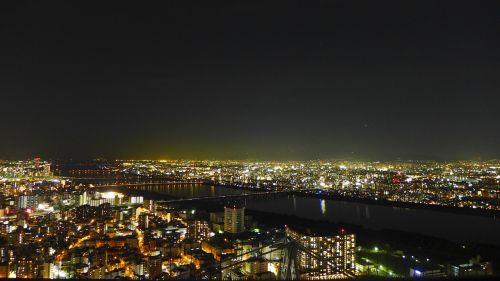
<box><xmin>224</xmin><ymin>206</ymin><xmax>245</xmax><ymax>233</ymax></box>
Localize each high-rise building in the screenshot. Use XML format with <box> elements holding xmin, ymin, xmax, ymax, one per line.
<box><xmin>16</xmin><ymin>257</ymin><xmax>39</xmax><ymax>278</ymax></box>
<box><xmin>78</xmin><ymin>192</ymin><xmax>88</xmax><ymax>206</ymax></box>
<box><xmin>147</xmin><ymin>254</ymin><xmax>162</xmax><ymax>279</ymax></box>
<box><xmin>129</xmin><ymin>196</ymin><xmax>144</xmax><ymax>205</ymax></box>
<box><xmin>186</xmin><ymin>219</ymin><xmax>210</xmax><ymax>242</ymax></box>
<box><xmin>144</xmin><ymin>200</ymin><xmax>156</xmax><ymax>212</ymax></box>
<box><xmin>285</xmin><ymin>227</ymin><xmax>356</xmax><ymax>279</ymax></box>
<box><xmin>132</xmin><ymin>258</ymin><xmax>145</xmax><ymax>277</ymax></box>
<box><xmin>43</xmin><ymin>163</ymin><xmax>51</xmax><ymax>176</ymax></box>
<box><xmin>41</xmin><ymin>262</ymin><xmax>56</xmax><ymax>279</ymax></box>
<box><xmin>138</xmin><ymin>213</ymin><xmax>149</xmax><ymax>229</ymax></box>
<box><xmin>224</xmin><ymin>206</ymin><xmax>245</xmax><ymax>234</ymax></box>
<box><xmin>18</xmin><ymin>195</ymin><xmax>38</xmax><ymax>209</ymax></box>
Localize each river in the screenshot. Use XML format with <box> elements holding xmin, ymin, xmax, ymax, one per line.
<box><xmin>100</xmin><ymin>182</ymin><xmax>500</xmax><ymax>246</ymax></box>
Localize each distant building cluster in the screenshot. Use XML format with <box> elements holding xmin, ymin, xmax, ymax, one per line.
<box><xmin>98</xmin><ymin>159</ymin><xmax>500</xmax><ymax>211</ymax></box>
<box><xmin>0</xmin><ymin>168</ymin><xmax>362</xmax><ymax>279</ymax></box>
<box><xmin>0</xmin><ymin>158</ymin><xmax>496</xmax><ymax>279</ymax></box>
<box><xmin>0</xmin><ymin>158</ymin><xmax>52</xmax><ymax>179</ymax></box>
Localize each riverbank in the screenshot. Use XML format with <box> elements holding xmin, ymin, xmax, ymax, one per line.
<box><xmin>206</xmin><ymin>180</ymin><xmax>500</xmax><ymax>218</ymax></box>
<box><xmin>95</xmin><ymin>178</ymin><xmax>500</xmax><ymax>218</ymax></box>
<box><xmin>115</xmin><ymin>186</ymin><xmax>500</xmax><ymax>275</ymax></box>
<box><xmin>204</xmin><ymin>181</ymin><xmax>500</xmax><ymax>219</ymax></box>
<box><xmin>86</xmin><ymin>177</ymin><xmax>499</xmax><ymax>218</ymax></box>
<box><xmin>106</xmin><ymin>185</ymin><xmax>500</xmax><ymax>245</ymax></box>
<box><xmin>244</xmin><ymin>208</ymin><xmax>500</xmax><ymax>262</ymax></box>
<box><xmin>103</xmin><ymin>185</ymin><xmax>500</xmax><ymax>273</ymax></box>
<box><xmin>291</xmin><ymin>191</ymin><xmax>500</xmax><ymax>218</ymax></box>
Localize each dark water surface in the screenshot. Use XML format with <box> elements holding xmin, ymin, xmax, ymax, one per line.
<box><xmin>103</xmin><ymin>182</ymin><xmax>500</xmax><ymax>245</ymax></box>
<box><xmin>245</xmin><ymin>195</ymin><xmax>500</xmax><ymax>246</ymax></box>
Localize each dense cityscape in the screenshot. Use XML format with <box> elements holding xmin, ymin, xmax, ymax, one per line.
<box><xmin>3</xmin><ymin>1</ymin><xmax>500</xmax><ymax>280</ymax></box>
<box><xmin>68</xmin><ymin>159</ymin><xmax>500</xmax><ymax>211</ymax></box>
<box><xmin>0</xmin><ymin>158</ymin><xmax>497</xmax><ymax>279</ymax></box>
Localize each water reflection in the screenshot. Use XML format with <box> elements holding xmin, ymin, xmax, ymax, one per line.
<box><xmin>245</xmin><ymin>195</ymin><xmax>500</xmax><ymax>246</ymax></box>
<box><xmin>123</xmin><ymin>183</ymin><xmax>250</xmax><ymax>198</ymax></box>
<box><xmin>114</xmin><ymin>183</ymin><xmax>500</xmax><ymax>245</ymax></box>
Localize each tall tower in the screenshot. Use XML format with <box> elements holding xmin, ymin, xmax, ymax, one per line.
<box><xmin>224</xmin><ymin>206</ymin><xmax>245</xmax><ymax>234</ymax></box>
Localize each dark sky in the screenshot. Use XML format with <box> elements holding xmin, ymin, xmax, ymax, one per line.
<box><xmin>1</xmin><ymin>1</ymin><xmax>499</xmax><ymax>160</ymax></box>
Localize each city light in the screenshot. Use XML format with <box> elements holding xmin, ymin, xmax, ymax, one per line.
<box><xmin>3</xmin><ymin>1</ymin><xmax>499</xmax><ymax>279</ymax></box>
<box><xmin>0</xmin><ymin>158</ymin><xmax>497</xmax><ymax>279</ymax></box>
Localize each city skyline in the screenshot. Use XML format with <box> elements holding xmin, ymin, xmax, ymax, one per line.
<box><xmin>0</xmin><ymin>157</ymin><xmax>498</xmax><ymax>279</ymax></box>
<box><xmin>1</xmin><ymin>1</ymin><xmax>500</xmax><ymax>278</ymax></box>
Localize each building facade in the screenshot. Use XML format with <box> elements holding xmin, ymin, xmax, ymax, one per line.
<box><xmin>186</xmin><ymin>219</ymin><xmax>210</xmax><ymax>242</ymax></box>
<box><xmin>224</xmin><ymin>206</ymin><xmax>245</xmax><ymax>234</ymax></box>
<box><xmin>286</xmin><ymin>227</ymin><xmax>356</xmax><ymax>279</ymax></box>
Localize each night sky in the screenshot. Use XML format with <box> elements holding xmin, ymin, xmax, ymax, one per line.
<box><xmin>1</xmin><ymin>1</ymin><xmax>499</xmax><ymax>160</ymax></box>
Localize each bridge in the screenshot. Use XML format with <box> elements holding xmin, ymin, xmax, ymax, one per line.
<box><xmin>156</xmin><ymin>190</ymin><xmax>294</xmax><ymax>204</ymax></box>
<box><xmin>90</xmin><ymin>181</ymin><xmax>203</xmax><ymax>188</ymax></box>
<box><xmin>92</xmin><ymin>181</ymin><xmax>318</xmax><ymax>205</ymax></box>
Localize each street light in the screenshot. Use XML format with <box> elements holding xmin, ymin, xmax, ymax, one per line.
<box><xmin>373</xmin><ymin>246</ymin><xmax>380</xmax><ymax>277</ymax></box>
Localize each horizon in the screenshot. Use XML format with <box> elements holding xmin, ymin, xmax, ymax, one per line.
<box><xmin>2</xmin><ymin>1</ymin><xmax>500</xmax><ymax>279</ymax></box>
<box><xmin>4</xmin><ymin>157</ymin><xmax>500</xmax><ymax>163</ymax></box>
